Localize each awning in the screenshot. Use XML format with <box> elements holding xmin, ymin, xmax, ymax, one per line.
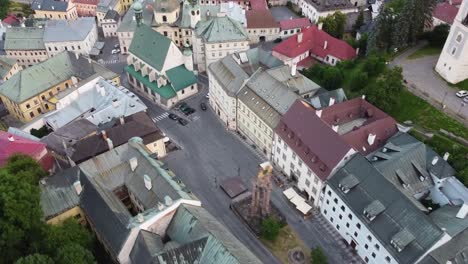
<box><xmin>283</xmin><ymin>187</ymin><xmax>297</xmax><ymax>200</ymax></box>
<box><xmin>290</xmin><ymin>195</ymin><xmax>305</xmax><ymax>206</ymax></box>
<box><xmin>296</xmin><ymin>201</ymin><xmax>312</xmax><ymax>215</ymax></box>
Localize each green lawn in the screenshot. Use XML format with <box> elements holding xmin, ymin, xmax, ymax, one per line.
<box><xmin>449</xmin><ymin>79</ymin><xmax>468</xmax><ymax>91</ymax></box>
<box><xmin>261</xmin><ymin>225</ymin><xmax>311</xmax><ymax>264</ymax></box>
<box><xmin>407</xmin><ymin>46</ymin><xmax>442</xmax><ymax>60</ymax></box>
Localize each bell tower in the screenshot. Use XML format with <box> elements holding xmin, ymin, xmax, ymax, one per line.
<box><xmin>133</xmin><ymin>1</ymin><xmax>144</xmax><ymax>27</ymax></box>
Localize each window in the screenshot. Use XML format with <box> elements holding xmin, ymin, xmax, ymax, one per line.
<box><xmin>354</xmin><ymin>231</ymin><xmax>358</xmax><ymax>237</ymax></box>
<box><xmin>346</xmin><ymin>222</ymin><xmax>349</xmax><ymax>228</ymax></box>
<box><xmin>456</xmin><ymin>33</ymin><xmax>463</xmax><ymax>43</ymax></box>
<box><xmin>364</xmin><ymin>257</ymin><xmax>369</xmax><ymax>263</ymax></box>
<box><xmin>312</xmin><ymin>187</ymin><xmax>317</xmax><ymax>194</ymax></box>
<box><xmin>356</xmin><ymin>223</ymin><xmax>361</xmax><ymax>229</ymax></box>
<box><xmin>308</xmin><ymin>169</ymin><xmax>312</xmax><ymax>176</ymax></box>
<box><xmin>451</xmin><ymin>47</ymin><xmax>457</xmax><ymax>55</ymax></box>
<box><xmin>26</xmin><ymin>104</ymin><xmax>30</xmax><ymax>109</ymax></box>
<box><xmin>41</xmin><ymin>95</ymin><xmax>45</xmax><ymax>100</ymax></box>
<box><xmin>364</xmin><ymin>244</ymin><xmax>368</xmax><ymax>249</ymax></box>
<box><xmin>49</xmin><ymin>91</ymin><xmax>53</xmax><ymax>97</ymax></box>
<box><xmin>385</xmin><ymin>256</ymin><xmax>391</xmax><ymax>263</ymax></box>
<box><xmin>332</xmin><ymin>207</ymin><xmax>335</xmax><ymax>212</ymax></box>
<box><xmin>375</xmin><ymin>244</ymin><xmax>380</xmax><ymax>250</ymax></box>
<box><xmin>162</xmin><ymin>15</ymin><xmax>167</xmax><ymax>22</ymax></box>
<box><xmin>282</xmin><ymin>153</ymin><xmax>286</xmax><ymax>160</ymax></box>
<box><xmin>333</xmin><ymin>198</ymin><xmax>338</xmax><ymax>204</ymax></box>
<box><xmin>339</xmin><ymin>214</ymin><xmax>342</xmax><ymax>220</ymax></box>
<box><xmin>336</xmin><ymin>224</ymin><xmax>340</xmax><ymax>230</ymax></box>
<box><xmin>371</xmin><ymin>253</ymin><xmax>376</xmax><ymax>258</ymax></box>
<box><xmin>29</xmin><ymin>112</ymin><xmax>34</xmax><ymax>118</ymax></box>
<box><xmin>314</xmin><ymin>177</ymin><xmax>319</xmax><ymax>184</ymax></box>
<box><xmin>305</xmin><ymin>179</ymin><xmax>310</xmax><ymax>187</ymax></box>
<box><xmin>37</xmin><ymin>108</ymin><xmax>42</xmax><ymax>114</ymax></box>
<box><xmin>367</xmin><ymin>235</ymin><xmax>372</xmax><ymax>241</ymax></box>
<box><xmin>330</xmin><ymin>217</ymin><xmax>334</xmax><ymax>223</ymax></box>
<box><xmin>341</xmin><ymin>206</ymin><xmax>345</xmax><ymax>212</ymax></box>
<box><xmin>324</xmin><ymin>209</ymin><xmax>327</xmax><ymax>215</ymax></box>
<box><xmin>327</xmin><ymin>190</ymin><xmax>331</xmax><ymax>196</ymax></box>
<box><xmin>298</xmin><ymin>159</ymin><xmax>302</xmax><ymax>167</ymax></box>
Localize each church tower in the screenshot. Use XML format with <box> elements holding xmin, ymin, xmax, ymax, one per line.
<box><xmin>133</xmin><ymin>1</ymin><xmax>144</xmax><ymax>27</ymax></box>
<box><xmin>184</xmin><ymin>0</ymin><xmax>201</xmax><ymax>29</ymax></box>
<box><xmin>435</xmin><ymin>0</ymin><xmax>468</xmax><ymax>84</ymax></box>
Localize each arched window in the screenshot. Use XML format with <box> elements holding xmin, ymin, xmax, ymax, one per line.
<box><xmin>191</xmin><ymin>10</ymin><xmax>195</xmax><ymax>15</ymax></box>
<box><xmin>162</xmin><ymin>15</ymin><xmax>167</xmax><ymax>22</ymax></box>
<box><xmin>456</xmin><ymin>33</ymin><xmax>463</xmax><ymax>43</ymax></box>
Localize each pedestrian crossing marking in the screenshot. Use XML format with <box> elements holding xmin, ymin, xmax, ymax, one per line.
<box><xmin>152</xmin><ymin>112</ymin><xmax>169</xmax><ymax>122</ymax></box>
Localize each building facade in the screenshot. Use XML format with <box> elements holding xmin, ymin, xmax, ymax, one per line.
<box><xmin>125</xmin><ymin>24</ymin><xmax>198</xmax><ymax>109</ymax></box>
<box><xmin>32</xmin><ymin>0</ymin><xmax>78</xmax><ymax>20</ymax></box>
<box><xmin>0</xmin><ymin>51</ymin><xmax>119</xmax><ymax>122</ymax></box>
<box><xmin>73</xmin><ymin>0</ymin><xmax>98</xmax><ymax>17</ymax></box>
<box><xmin>0</xmin><ymin>57</ymin><xmax>21</xmax><ymax>83</ymax></box>
<box><xmin>293</xmin><ymin>0</ymin><xmax>357</xmax><ymax>23</ymax></box>
<box><xmin>102</xmin><ymin>10</ymin><xmax>121</xmax><ymax>37</ymax></box>
<box><xmin>245</xmin><ymin>10</ymin><xmax>280</xmax><ymax>43</ymax></box>
<box><xmin>193</xmin><ymin>14</ymin><xmax>250</xmax><ymax>72</ymax></box>
<box><xmin>435</xmin><ymin>0</ymin><xmax>468</xmax><ymax>84</ymax></box>
<box><xmin>43</xmin><ymin>18</ymin><xmax>98</xmax><ymax>57</ymax></box>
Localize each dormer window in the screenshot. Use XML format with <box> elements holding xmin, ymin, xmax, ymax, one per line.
<box><xmin>391</xmin><ymin>228</ymin><xmax>415</xmax><ymax>252</ymax></box>
<box><xmin>339</xmin><ymin>174</ymin><xmax>359</xmax><ymax>194</ymax></box>
<box><xmin>363</xmin><ymin>200</ymin><xmax>385</xmax><ymax>221</ymax></box>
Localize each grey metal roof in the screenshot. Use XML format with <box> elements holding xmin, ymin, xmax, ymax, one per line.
<box><xmin>429</xmin><ymin>205</ymin><xmax>468</xmax><ymax>237</ymax></box>
<box><xmin>40</xmin><ymin>166</ymin><xmax>82</xmax><ymax>220</ymax></box>
<box><xmin>367</xmin><ymin>132</ymin><xmax>455</xmax><ymax>211</ymax></box>
<box><xmin>303</xmin><ymin>0</ymin><xmax>355</xmax><ymax>12</ymax></box>
<box><xmin>266</xmin><ymin>66</ymin><xmax>321</xmax><ymax>96</ymax></box>
<box><xmin>4</xmin><ymin>27</ymin><xmax>45</xmax><ymax>50</ymax></box>
<box><xmin>32</xmin><ymin>0</ymin><xmax>70</xmax><ymax>11</ymax></box>
<box><xmin>208</xmin><ymin>47</ymin><xmax>283</xmax><ymax>97</ymax></box>
<box><xmin>117</xmin><ymin>0</ymin><xmax>154</xmax><ymax>33</ymax></box>
<box><xmin>78</xmin><ymin>137</ymin><xmax>193</xmax><ymax>258</ymax></box>
<box><xmin>130</xmin><ymin>230</ymin><xmax>164</xmax><ymax>264</ymax></box>
<box><xmin>40</xmin><ymin>119</ymin><xmax>97</xmax><ymax>155</ymax></box>
<box><xmin>419</xmin><ymin>228</ymin><xmax>468</xmax><ymax>264</ymax></box>
<box><xmin>43</xmin><ymin>18</ymin><xmax>96</xmax><ymax>43</ymax></box>
<box><xmin>329</xmin><ymin>154</ymin><xmax>444</xmax><ymax>264</ymax></box>
<box><xmin>44</xmin><ymin>78</ymin><xmax>147</xmax><ymax>130</ymax></box>
<box><xmin>195</xmin><ymin>15</ymin><xmax>248</xmax><ymax>43</ymax></box>
<box><xmin>307</xmin><ymin>88</ymin><xmax>347</xmax><ymax>110</ymax></box>
<box><xmin>238</xmin><ymin>86</ymin><xmax>281</xmax><ymax>129</ymax></box>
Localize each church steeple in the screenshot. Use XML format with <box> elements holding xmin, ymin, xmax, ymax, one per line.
<box><xmin>133</xmin><ymin>1</ymin><xmax>143</xmax><ymax>27</ymax></box>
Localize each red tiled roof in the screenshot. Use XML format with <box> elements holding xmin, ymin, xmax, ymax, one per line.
<box><xmin>433</xmin><ymin>2</ymin><xmax>459</xmax><ymax>24</ymax></box>
<box><xmin>2</xmin><ymin>15</ymin><xmax>20</xmax><ymax>26</ymax></box>
<box><xmin>273</xmin><ymin>25</ymin><xmax>357</xmax><ymax>61</ymax></box>
<box><xmin>321</xmin><ymin>98</ymin><xmax>398</xmax><ymax>155</ymax></box>
<box><xmin>279</xmin><ymin>18</ymin><xmax>312</xmax><ymax>31</ymax></box>
<box><xmin>275</xmin><ymin>100</ymin><xmax>352</xmax><ymax>181</ymax></box>
<box><xmin>246</xmin><ymin>10</ymin><xmax>279</xmax><ymax>28</ymax></box>
<box><xmin>249</xmin><ymin>0</ymin><xmax>268</xmax><ymax>10</ymax></box>
<box><xmin>0</xmin><ymin>131</ymin><xmax>53</xmax><ymax>171</ymax></box>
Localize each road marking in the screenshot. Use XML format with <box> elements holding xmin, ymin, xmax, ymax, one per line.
<box><xmin>152</xmin><ymin>112</ymin><xmax>169</xmax><ymax>122</ymax></box>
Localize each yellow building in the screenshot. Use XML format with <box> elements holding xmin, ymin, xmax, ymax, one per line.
<box><xmin>120</xmin><ymin>0</ymin><xmax>134</xmax><ymax>12</ymax></box>
<box><xmin>32</xmin><ymin>0</ymin><xmax>78</xmax><ymax>20</ymax></box>
<box><xmin>0</xmin><ymin>51</ymin><xmax>120</xmax><ymax>123</ymax></box>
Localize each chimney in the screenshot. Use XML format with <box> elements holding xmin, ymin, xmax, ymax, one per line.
<box><xmin>38</xmin><ymin>4</ymin><xmax>41</xmax><ymax>8</ymax></box>
<box><xmin>136</xmin><ymin>213</ymin><xmax>144</xmax><ymax>223</ymax></box>
<box><xmin>332</xmin><ymin>125</ymin><xmax>339</xmax><ymax>132</ymax></box>
<box><xmin>106</xmin><ymin>138</ymin><xmax>114</xmax><ymax>149</ymax></box>
<box><xmin>316</xmin><ymin>109</ymin><xmax>322</xmax><ymax>118</ymax></box>
<box><xmin>362</xmin><ymin>95</ymin><xmax>366</xmax><ymax>100</ymax></box>
<box><xmin>129</xmin><ymin>157</ymin><xmax>138</xmax><ymax>171</ymax></box>
<box><xmin>119</xmin><ymin>116</ymin><xmax>125</xmax><ymax>125</ymax></box>
<box><xmin>291</xmin><ymin>63</ymin><xmax>297</xmax><ymax>76</ymax></box>
<box><xmin>449</xmin><ymin>0</ymin><xmax>452</xmax><ymax>5</ymax></box>
<box><xmin>164</xmin><ymin>196</ymin><xmax>173</xmax><ymax>206</ymax></box>
<box><xmin>318</xmin><ymin>22</ymin><xmax>323</xmax><ymax>30</ymax></box>
<box><xmin>8</xmin><ymin>135</ymin><xmax>14</xmax><ymax>142</ymax></box>
<box><xmin>367</xmin><ymin>133</ymin><xmax>376</xmax><ymax>146</ymax></box>
<box><xmin>101</xmin><ymin>130</ymin><xmax>107</xmax><ymax>140</ymax></box>
<box><xmin>443</xmin><ymin>152</ymin><xmax>450</xmax><ymax>161</ymax></box>
<box><xmin>297</xmin><ymin>32</ymin><xmax>303</xmax><ymax>43</ymax></box>
<box><xmin>133</xmin><ymin>15</ymin><xmax>136</xmax><ymax>21</ymax></box>
<box><xmin>431</xmin><ymin>156</ymin><xmax>439</xmax><ymax>165</ymax></box>
<box><xmin>73</xmin><ymin>181</ymin><xmax>82</xmax><ymax>195</ymax></box>
<box><xmin>329</xmin><ymin>97</ymin><xmax>335</xmax><ymax>106</ymax></box>
<box><xmin>144</xmin><ymin>174</ymin><xmax>152</xmax><ymax>190</ymax></box>
<box><xmin>323</xmin><ymin>41</ymin><xmax>328</xmax><ymax>50</ymax></box>
<box><xmin>456</xmin><ymin>203</ymin><xmax>468</xmax><ymax>219</ymax></box>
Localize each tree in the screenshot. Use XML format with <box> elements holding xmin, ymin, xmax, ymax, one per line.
<box><xmin>349</xmin><ymin>70</ymin><xmax>369</xmax><ymax>92</ymax></box>
<box><xmin>15</xmin><ymin>254</ymin><xmax>54</xmax><ymax>264</ymax></box>
<box><xmin>319</xmin><ymin>12</ymin><xmax>347</xmax><ymax>39</ymax></box>
<box><xmin>260</xmin><ymin>216</ymin><xmax>281</xmax><ymax>241</ymax></box>
<box><xmin>4</xmin><ymin>154</ymin><xmax>47</xmax><ymax>185</ymax></box>
<box><xmin>55</xmin><ymin>243</ymin><xmax>96</xmax><ymax>264</ymax></box>
<box><xmin>321</xmin><ymin>66</ymin><xmax>344</xmax><ymax>90</ymax></box>
<box><xmin>366</xmin><ymin>67</ymin><xmax>404</xmax><ymax>112</ymax></box>
<box><xmin>363</xmin><ymin>55</ymin><xmax>386</xmax><ymax>77</ymax></box>
<box><xmin>44</xmin><ymin>219</ymin><xmax>94</xmax><ymax>256</ymax></box>
<box><xmin>0</xmin><ymin>0</ymin><xmax>9</xmax><ymax>19</ymax></box>
<box><xmin>310</xmin><ymin>247</ymin><xmax>328</xmax><ymax>264</ymax></box>
<box><xmin>352</xmin><ymin>10</ymin><xmax>365</xmax><ymax>37</ymax></box>
<box><xmin>425</xmin><ymin>24</ymin><xmax>450</xmax><ymax>48</ymax></box>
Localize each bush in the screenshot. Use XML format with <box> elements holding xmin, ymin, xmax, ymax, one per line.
<box><xmin>310</xmin><ymin>247</ymin><xmax>328</xmax><ymax>264</ymax></box>
<box><xmin>30</xmin><ymin>125</ymin><xmax>52</xmax><ymax>138</ymax></box>
<box><xmin>349</xmin><ymin>71</ymin><xmax>369</xmax><ymax>92</ymax></box>
<box><xmin>363</xmin><ymin>55</ymin><xmax>386</xmax><ymax>77</ymax></box>
<box><xmin>424</xmin><ymin>24</ymin><xmax>450</xmax><ymax>48</ymax></box>
<box><xmin>322</xmin><ymin>67</ymin><xmax>344</xmax><ymax>90</ymax></box>
<box><xmin>260</xmin><ymin>216</ymin><xmax>281</xmax><ymax>241</ymax></box>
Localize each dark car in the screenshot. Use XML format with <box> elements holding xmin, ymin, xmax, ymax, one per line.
<box><xmin>178</xmin><ymin>117</ymin><xmax>188</xmax><ymax>126</ymax></box>
<box><xmin>178</xmin><ymin>102</ymin><xmax>188</xmax><ymax>111</ymax></box>
<box><xmin>274</xmin><ymin>38</ymin><xmax>282</xmax><ymax>43</ymax></box>
<box><xmin>182</xmin><ymin>107</ymin><xmax>196</xmax><ymax>115</ymax></box>
<box><xmin>168</xmin><ymin>113</ymin><xmax>178</xmax><ymax>120</ymax></box>
<box><xmin>200</xmin><ymin>102</ymin><xmax>207</xmax><ymax>111</ymax></box>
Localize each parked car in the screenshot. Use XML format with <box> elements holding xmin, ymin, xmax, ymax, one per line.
<box><xmin>200</xmin><ymin>102</ymin><xmax>207</xmax><ymax>111</ymax></box>
<box><xmin>456</xmin><ymin>90</ymin><xmax>468</xmax><ymax>98</ymax></box>
<box><xmin>178</xmin><ymin>117</ymin><xmax>188</xmax><ymax>126</ymax></box>
<box><xmin>111</xmin><ymin>49</ymin><xmax>121</xmax><ymax>54</ymax></box>
<box><xmin>274</xmin><ymin>38</ymin><xmax>282</xmax><ymax>43</ymax></box>
<box><xmin>169</xmin><ymin>113</ymin><xmax>178</xmax><ymax>120</ymax></box>
<box><xmin>178</xmin><ymin>102</ymin><xmax>188</xmax><ymax>111</ymax></box>
<box><xmin>183</xmin><ymin>107</ymin><xmax>196</xmax><ymax>115</ymax></box>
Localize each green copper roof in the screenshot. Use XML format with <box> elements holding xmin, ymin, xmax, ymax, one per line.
<box><xmin>4</xmin><ymin>27</ymin><xmax>45</xmax><ymax>50</ymax></box>
<box><xmin>195</xmin><ymin>15</ymin><xmax>248</xmax><ymax>43</ymax></box>
<box><xmin>125</xmin><ymin>65</ymin><xmax>176</xmax><ymax>99</ymax></box>
<box><xmin>133</xmin><ymin>1</ymin><xmax>143</xmax><ymax>11</ymax></box>
<box><xmin>0</xmin><ymin>51</ymin><xmax>118</xmax><ymax>103</ymax></box>
<box><xmin>129</xmin><ymin>24</ymin><xmax>171</xmax><ymax>72</ymax></box>
<box><xmin>165</xmin><ymin>64</ymin><xmax>197</xmax><ymax>91</ymax></box>
<box><xmin>0</xmin><ymin>57</ymin><xmax>17</xmax><ymax>79</ymax></box>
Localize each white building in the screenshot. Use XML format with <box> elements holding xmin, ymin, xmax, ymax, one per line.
<box><xmin>272</xmin><ymin>100</ymin><xmax>355</xmax><ymax>206</ymax></box>
<box><xmin>293</xmin><ymin>0</ymin><xmax>357</xmax><ymax>24</ymax></box>
<box><xmin>193</xmin><ymin>13</ymin><xmax>250</xmax><ymax>72</ymax></box>
<box><xmin>435</xmin><ymin>0</ymin><xmax>468</xmax><ymax>84</ymax></box>
<box><xmin>101</xmin><ymin>10</ymin><xmax>121</xmax><ymax>37</ymax></box>
<box><xmin>125</xmin><ymin>24</ymin><xmax>198</xmax><ymax>109</ymax></box>
<box><xmin>43</xmin><ymin>18</ymin><xmax>98</xmax><ymax>57</ymax></box>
